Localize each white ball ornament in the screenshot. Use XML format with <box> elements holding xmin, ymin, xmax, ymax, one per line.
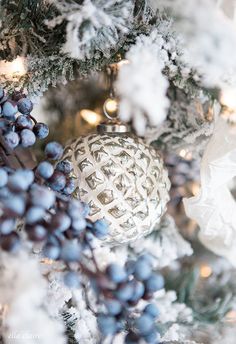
<box><xmin>63</xmin><ymin>118</ymin><xmax>170</xmax><ymax>246</ymax></box>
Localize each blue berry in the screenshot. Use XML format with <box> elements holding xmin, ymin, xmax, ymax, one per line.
<box><xmin>64</xmin><ymin>271</ymin><xmax>80</xmax><ymax>288</ymax></box>
<box><xmin>8</xmin><ymin>169</ymin><xmax>34</xmax><ymax>191</ymax></box>
<box><xmin>60</xmin><ymin>241</ymin><xmax>81</xmax><ymax>262</ymax></box>
<box><xmin>51</xmin><ymin>212</ymin><xmax>71</xmax><ymax>232</ymax></box>
<box><xmin>0</xmin><ymin>218</ymin><xmax>15</xmax><ymax>234</ymax></box>
<box><xmin>92</xmin><ymin>219</ymin><xmax>109</xmax><ymax>239</ymax></box>
<box><xmin>104</xmin><ymin>299</ymin><xmax>122</xmax><ymax>315</ymax></box>
<box><xmin>30</xmin><ymin>184</ymin><xmax>55</xmax><ymax>209</ymax></box>
<box><xmin>48</xmin><ymin>171</ymin><xmax>66</xmax><ymax>191</ymax></box>
<box><xmin>45</xmin><ymin>141</ymin><xmax>63</xmax><ymax>160</ymax></box>
<box><xmin>27</xmin><ymin>224</ymin><xmax>47</xmax><ymax>242</ymax></box>
<box><xmin>33</xmin><ymin>123</ymin><xmax>49</xmax><ymax>139</ymax></box>
<box><xmin>134</xmin><ymin>258</ymin><xmax>152</xmax><ymax>281</ymax></box>
<box><xmin>26</xmin><ymin>206</ymin><xmax>46</xmax><ymax>224</ymax></box>
<box><xmin>71</xmin><ymin>217</ymin><xmax>86</xmax><ymax>232</ymax></box>
<box><xmin>0</xmin><ymin>232</ymin><xmax>20</xmax><ymax>252</ymax></box>
<box><xmin>144</xmin><ymin>304</ymin><xmax>160</xmax><ymax>318</ymax></box>
<box><xmin>63</xmin><ymin>178</ymin><xmax>76</xmax><ymax>195</ymax></box>
<box><xmin>17</xmin><ymin>98</ymin><xmax>33</xmax><ymax>114</ymax></box>
<box><xmin>67</xmin><ymin>199</ymin><xmax>84</xmax><ymax>218</ymax></box>
<box><xmin>43</xmin><ymin>244</ymin><xmax>60</xmax><ymax>260</ymax></box>
<box><xmin>97</xmin><ymin>315</ymin><xmax>117</xmax><ymax>336</ymax></box>
<box><xmin>0</xmin><ymin>168</ymin><xmax>8</xmax><ymax>187</ymax></box>
<box><xmin>2</xmin><ymin>101</ymin><xmax>18</xmax><ymax>118</ymax></box>
<box><xmin>106</xmin><ymin>263</ymin><xmax>127</xmax><ymax>283</ymax></box>
<box><xmin>144</xmin><ymin>330</ymin><xmax>159</xmax><ymax>344</ymax></box>
<box><xmin>134</xmin><ymin>314</ymin><xmax>154</xmax><ymax>335</ymax></box>
<box><xmin>36</xmin><ymin>161</ymin><xmax>54</xmax><ymax>179</ymax></box>
<box><xmin>130</xmin><ymin>281</ymin><xmax>145</xmax><ymax>302</ymax></box>
<box><xmin>115</xmin><ymin>283</ymin><xmax>133</xmax><ymax>301</ymax></box>
<box><xmin>20</xmin><ymin>129</ymin><xmax>36</xmax><ymax>147</ymax></box>
<box><xmin>125</xmin><ymin>260</ymin><xmax>136</xmax><ymax>275</ymax></box>
<box><xmin>145</xmin><ymin>274</ymin><xmax>164</xmax><ymax>293</ymax></box>
<box><xmin>2</xmin><ymin>196</ymin><xmax>25</xmax><ymax>215</ymax></box>
<box><xmin>16</xmin><ymin>115</ymin><xmax>33</xmax><ymax>129</ymax></box>
<box><xmin>4</xmin><ymin>131</ymin><xmax>19</xmax><ymax>149</ymax></box>
<box><xmin>56</xmin><ymin>160</ymin><xmax>72</xmax><ymax>174</ymax></box>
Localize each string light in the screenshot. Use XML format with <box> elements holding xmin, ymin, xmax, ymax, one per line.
<box><xmin>221</xmin><ymin>88</ymin><xmax>236</xmax><ymax>110</ymax></box>
<box><xmin>116</xmin><ymin>59</ymin><xmax>130</xmax><ymax>68</ymax></box>
<box><xmin>192</xmin><ymin>182</ymin><xmax>200</xmax><ymax>196</ymax></box>
<box><xmin>226</xmin><ymin>310</ymin><xmax>236</xmax><ymax>323</ymax></box>
<box><xmin>104</xmin><ymin>98</ymin><xmax>118</xmax><ymax>114</ymax></box>
<box><xmin>179</xmin><ymin>149</ymin><xmax>193</xmax><ymax>161</ymax></box>
<box><xmin>0</xmin><ymin>56</ymin><xmax>26</xmax><ymax>77</ymax></box>
<box><xmin>200</xmin><ymin>264</ymin><xmax>212</xmax><ymax>278</ymax></box>
<box><xmin>80</xmin><ymin>109</ymin><xmax>102</xmax><ymax>126</ymax></box>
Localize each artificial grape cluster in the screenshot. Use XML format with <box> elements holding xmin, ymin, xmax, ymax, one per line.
<box><xmin>0</xmin><ymin>88</ymin><xmax>49</xmax><ymax>150</ymax></box>
<box><xmin>94</xmin><ymin>255</ymin><xmax>164</xmax><ymax>343</ymax></box>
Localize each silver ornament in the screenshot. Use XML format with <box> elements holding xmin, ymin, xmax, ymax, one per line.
<box><xmin>63</xmin><ymin>121</ymin><xmax>170</xmax><ymax>245</ymax></box>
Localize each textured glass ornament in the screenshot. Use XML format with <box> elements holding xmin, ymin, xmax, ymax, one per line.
<box><xmin>63</xmin><ymin>121</ymin><xmax>170</xmax><ymax>246</ymax></box>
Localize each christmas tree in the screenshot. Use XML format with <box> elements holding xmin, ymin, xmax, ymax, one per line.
<box><xmin>0</xmin><ymin>1</ymin><xmax>236</xmax><ymax>343</ymax></box>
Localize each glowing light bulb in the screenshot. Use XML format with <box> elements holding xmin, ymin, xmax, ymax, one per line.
<box><xmin>192</xmin><ymin>183</ymin><xmax>200</xmax><ymax>196</ymax></box>
<box><xmin>221</xmin><ymin>88</ymin><xmax>236</xmax><ymax>110</ymax></box>
<box><xmin>179</xmin><ymin>149</ymin><xmax>192</xmax><ymax>160</ymax></box>
<box><xmin>226</xmin><ymin>310</ymin><xmax>236</xmax><ymax>323</ymax></box>
<box><xmin>0</xmin><ymin>56</ymin><xmax>26</xmax><ymax>77</ymax></box>
<box><xmin>80</xmin><ymin>109</ymin><xmax>102</xmax><ymax>126</ymax></box>
<box><xmin>104</xmin><ymin>98</ymin><xmax>118</xmax><ymax>114</ymax></box>
<box><xmin>200</xmin><ymin>264</ymin><xmax>212</xmax><ymax>278</ymax></box>
<box><xmin>117</xmin><ymin>59</ymin><xmax>129</xmax><ymax>68</ymax></box>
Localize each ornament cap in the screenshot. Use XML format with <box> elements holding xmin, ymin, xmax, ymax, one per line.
<box><xmin>97</xmin><ymin>120</ymin><xmax>131</xmax><ymax>134</ymax></box>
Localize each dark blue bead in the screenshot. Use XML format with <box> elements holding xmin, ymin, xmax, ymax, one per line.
<box><xmin>0</xmin><ymin>218</ymin><xmax>15</xmax><ymax>234</ymax></box>
<box><xmin>2</xmin><ymin>101</ymin><xmax>18</xmax><ymax>118</ymax></box>
<box><xmin>92</xmin><ymin>219</ymin><xmax>109</xmax><ymax>239</ymax></box>
<box><xmin>144</xmin><ymin>303</ymin><xmax>160</xmax><ymax>318</ymax></box>
<box><xmin>26</xmin><ymin>206</ymin><xmax>46</xmax><ymax>224</ymax></box>
<box><xmin>115</xmin><ymin>283</ymin><xmax>133</xmax><ymax>301</ymax></box>
<box><xmin>43</xmin><ymin>244</ymin><xmax>61</xmax><ymax>260</ymax></box>
<box><xmin>107</xmin><ymin>263</ymin><xmax>127</xmax><ymax>283</ymax></box>
<box><xmin>134</xmin><ymin>258</ymin><xmax>152</xmax><ymax>281</ymax></box>
<box><xmin>130</xmin><ymin>281</ymin><xmax>145</xmax><ymax>301</ymax></box>
<box><xmin>16</xmin><ymin>115</ymin><xmax>33</xmax><ymax>129</ymax></box>
<box><xmin>48</xmin><ymin>171</ymin><xmax>66</xmax><ymax>191</ymax></box>
<box><xmin>104</xmin><ymin>299</ymin><xmax>122</xmax><ymax>315</ymax></box>
<box><xmin>60</xmin><ymin>241</ymin><xmax>81</xmax><ymax>262</ymax></box>
<box><xmin>45</xmin><ymin>141</ymin><xmax>63</xmax><ymax>160</ymax></box>
<box><xmin>63</xmin><ymin>178</ymin><xmax>76</xmax><ymax>195</ymax></box>
<box><xmin>64</xmin><ymin>271</ymin><xmax>80</xmax><ymax>288</ymax></box>
<box><xmin>56</xmin><ymin>160</ymin><xmax>72</xmax><ymax>174</ymax></box>
<box><xmin>30</xmin><ymin>184</ymin><xmax>55</xmax><ymax>209</ymax></box>
<box><xmin>4</xmin><ymin>131</ymin><xmax>19</xmax><ymax>149</ymax></box>
<box><xmin>17</xmin><ymin>98</ymin><xmax>33</xmax><ymax>114</ymax></box>
<box><xmin>97</xmin><ymin>315</ymin><xmax>117</xmax><ymax>336</ymax></box>
<box><xmin>134</xmin><ymin>314</ymin><xmax>154</xmax><ymax>335</ymax></box>
<box><xmin>145</xmin><ymin>274</ymin><xmax>164</xmax><ymax>293</ymax></box>
<box><xmin>144</xmin><ymin>330</ymin><xmax>159</xmax><ymax>343</ymax></box>
<box><xmin>37</xmin><ymin>161</ymin><xmax>54</xmax><ymax>179</ymax></box>
<box><xmin>20</xmin><ymin>129</ymin><xmax>36</xmax><ymax>147</ymax></box>
<box><xmin>33</xmin><ymin>123</ymin><xmax>49</xmax><ymax>139</ymax></box>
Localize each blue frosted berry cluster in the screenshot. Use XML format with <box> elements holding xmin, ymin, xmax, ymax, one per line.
<box><xmin>0</xmin><ymin>88</ymin><xmax>49</xmax><ymax>149</ymax></box>
<box><xmin>93</xmin><ymin>255</ymin><xmax>164</xmax><ymax>343</ymax></box>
